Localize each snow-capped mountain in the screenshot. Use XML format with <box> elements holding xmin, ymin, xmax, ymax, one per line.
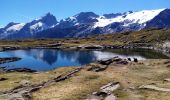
<box><xmin>0</xmin><ymin>8</ymin><xmax>170</xmax><ymax>39</ymax></box>
<box><xmin>58</xmin><ymin>12</ymin><xmax>99</xmax><ymax>28</ymax></box>
<box><xmin>94</xmin><ymin>9</ymin><xmax>165</xmax><ymax>28</ymax></box>
<box><xmin>0</xmin><ymin>13</ymin><xmax>58</xmax><ymax>39</ymax></box>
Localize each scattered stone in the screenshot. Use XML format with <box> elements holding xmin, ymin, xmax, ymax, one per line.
<box><xmin>87</xmin><ymin>64</ymin><xmax>108</xmax><ymax>72</ymax></box>
<box><xmin>128</xmin><ymin>58</ymin><xmax>131</xmax><ymax>61</ymax></box>
<box><xmin>0</xmin><ymin>78</ymin><xmax>8</xmax><ymax>81</ymax></box>
<box><xmin>97</xmin><ymin>57</ymin><xmax>128</xmax><ymax>67</ymax></box>
<box><xmin>164</xmin><ymin>60</ymin><xmax>170</xmax><ymax>64</ymax></box>
<box><xmin>139</xmin><ymin>85</ymin><xmax>170</xmax><ymax>92</ymax></box>
<box><xmin>134</xmin><ymin>58</ymin><xmax>138</xmax><ymax>62</ymax></box>
<box><xmin>116</xmin><ymin>60</ymin><xmax>128</xmax><ymax>65</ymax></box>
<box><xmin>19</xmin><ymin>80</ymin><xmax>31</xmax><ymax>86</ymax></box>
<box><xmin>0</xmin><ymin>57</ymin><xmax>21</xmax><ymax>64</ymax></box>
<box><xmin>86</xmin><ymin>82</ymin><xmax>120</xmax><ymax>100</ymax></box>
<box><xmin>1</xmin><ymin>46</ymin><xmax>21</xmax><ymax>51</ymax></box>
<box><xmin>84</xmin><ymin>45</ymin><xmax>103</xmax><ymax>49</ymax></box>
<box><xmin>98</xmin><ymin>59</ymin><xmax>114</xmax><ymax>65</ymax></box>
<box><xmin>85</xmin><ymin>95</ymin><xmax>102</xmax><ymax>100</ymax></box>
<box><xmin>128</xmin><ymin>86</ymin><xmax>136</xmax><ymax>90</ymax></box>
<box><xmin>0</xmin><ymin>68</ymin><xmax>82</xmax><ymax>100</ymax></box>
<box><xmin>164</xmin><ymin>78</ymin><xmax>170</xmax><ymax>82</ymax></box>
<box><xmin>7</xmin><ymin>68</ymin><xmax>36</xmax><ymax>73</ymax></box>
<box><xmin>100</xmin><ymin>82</ymin><xmax>120</xmax><ymax>94</ymax></box>
<box><xmin>166</xmin><ymin>65</ymin><xmax>170</xmax><ymax>68</ymax></box>
<box><xmin>105</xmin><ymin>94</ymin><xmax>116</xmax><ymax>100</ymax></box>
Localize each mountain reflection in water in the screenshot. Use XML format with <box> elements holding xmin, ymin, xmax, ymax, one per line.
<box><xmin>0</xmin><ymin>49</ymin><xmax>169</xmax><ymax>71</ymax></box>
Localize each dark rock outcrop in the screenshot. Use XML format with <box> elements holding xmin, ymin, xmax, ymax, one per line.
<box><xmin>0</xmin><ymin>57</ymin><xmax>21</xmax><ymax>64</ymax></box>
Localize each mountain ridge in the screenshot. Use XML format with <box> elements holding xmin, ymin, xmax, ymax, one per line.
<box><xmin>0</xmin><ymin>8</ymin><xmax>170</xmax><ymax>39</ymax></box>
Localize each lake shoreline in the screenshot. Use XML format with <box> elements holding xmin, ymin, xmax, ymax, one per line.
<box><xmin>0</xmin><ymin>36</ymin><xmax>170</xmax><ymax>99</ymax></box>
<box><xmin>0</xmin><ymin>57</ymin><xmax>170</xmax><ymax>100</ymax></box>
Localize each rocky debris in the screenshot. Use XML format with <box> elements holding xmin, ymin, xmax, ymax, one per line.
<box><xmin>116</xmin><ymin>60</ymin><xmax>128</xmax><ymax>65</ymax></box>
<box><xmin>166</xmin><ymin>65</ymin><xmax>170</xmax><ymax>68</ymax></box>
<box><xmin>128</xmin><ymin>58</ymin><xmax>131</xmax><ymax>61</ymax></box>
<box><xmin>0</xmin><ymin>78</ymin><xmax>8</xmax><ymax>81</ymax></box>
<box><xmin>7</xmin><ymin>68</ymin><xmax>37</xmax><ymax>73</ymax></box>
<box><xmin>0</xmin><ymin>57</ymin><xmax>21</xmax><ymax>64</ymax></box>
<box><xmin>87</xmin><ymin>57</ymin><xmax>129</xmax><ymax>72</ymax></box>
<box><xmin>85</xmin><ymin>82</ymin><xmax>120</xmax><ymax>100</ymax></box>
<box><xmin>0</xmin><ymin>46</ymin><xmax>21</xmax><ymax>51</ymax></box>
<box><xmin>139</xmin><ymin>85</ymin><xmax>170</xmax><ymax>92</ymax></box>
<box><xmin>164</xmin><ymin>60</ymin><xmax>170</xmax><ymax>64</ymax></box>
<box><xmin>134</xmin><ymin>58</ymin><xmax>138</xmax><ymax>62</ymax></box>
<box><xmin>85</xmin><ymin>95</ymin><xmax>103</xmax><ymax>100</ymax></box>
<box><xmin>98</xmin><ymin>57</ymin><xmax>128</xmax><ymax>66</ymax></box>
<box><xmin>19</xmin><ymin>80</ymin><xmax>31</xmax><ymax>86</ymax></box>
<box><xmin>164</xmin><ymin>78</ymin><xmax>170</xmax><ymax>82</ymax></box>
<box><xmin>100</xmin><ymin>82</ymin><xmax>120</xmax><ymax>93</ymax></box>
<box><xmin>84</xmin><ymin>45</ymin><xmax>103</xmax><ymax>49</ymax></box>
<box><xmin>105</xmin><ymin>94</ymin><xmax>116</xmax><ymax>100</ymax></box>
<box><xmin>0</xmin><ymin>68</ymin><xmax>82</xmax><ymax>100</ymax></box>
<box><xmin>98</xmin><ymin>59</ymin><xmax>115</xmax><ymax>65</ymax></box>
<box><xmin>87</xmin><ymin>63</ymin><xmax>108</xmax><ymax>72</ymax></box>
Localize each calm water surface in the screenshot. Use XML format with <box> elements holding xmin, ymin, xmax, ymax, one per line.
<box><xmin>0</xmin><ymin>49</ymin><xmax>169</xmax><ymax>71</ymax></box>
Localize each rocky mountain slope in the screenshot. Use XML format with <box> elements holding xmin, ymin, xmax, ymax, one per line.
<box><xmin>0</xmin><ymin>8</ymin><xmax>170</xmax><ymax>39</ymax></box>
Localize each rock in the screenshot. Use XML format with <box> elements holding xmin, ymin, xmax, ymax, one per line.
<box><xmin>85</xmin><ymin>82</ymin><xmax>120</xmax><ymax>100</ymax></box>
<box><xmin>19</xmin><ymin>80</ymin><xmax>31</xmax><ymax>86</ymax></box>
<box><xmin>100</xmin><ymin>82</ymin><xmax>120</xmax><ymax>94</ymax></box>
<box><xmin>98</xmin><ymin>59</ymin><xmax>113</xmax><ymax>65</ymax></box>
<box><xmin>84</xmin><ymin>45</ymin><xmax>103</xmax><ymax>49</ymax></box>
<box><xmin>164</xmin><ymin>78</ymin><xmax>170</xmax><ymax>82</ymax></box>
<box><xmin>7</xmin><ymin>68</ymin><xmax>36</xmax><ymax>73</ymax></box>
<box><xmin>128</xmin><ymin>58</ymin><xmax>131</xmax><ymax>61</ymax></box>
<box><xmin>85</xmin><ymin>95</ymin><xmax>102</xmax><ymax>100</ymax></box>
<box><xmin>105</xmin><ymin>94</ymin><xmax>116</xmax><ymax>100</ymax></box>
<box><xmin>87</xmin><ymin>64</ymin><xmax>108</xmax><ymax>72</ymax></box>
<box><xmin>116</xmin><ymin>60</ymin><xmax>128</xmax><ymax>65</ymax></box>
<box><xmin>134</xmin><ymin>58</ymin><xmax>138</xmax><ymax>62</ymax></box>
<box><xmin>164</xmin><ymin>60</ymin><xmax>170</xmax><ymax>64</ymax></box>
<box><xmin>166</xmin><ymin>65</ymin><xmax>170</xmax><ymax>68</ymax></box>
<box><xmin>0</xmin><ymin>78</ymin><xmax>8</xmax><ymax>81</ymax></box>
<box><xmin>0</xmin><ymin>57</ymin><xmax>21</xmax><ymax>64</ymax></box>
<box><xmin>139</xmin><ymin>85</ymin><xmax>170</xmax><ymax>92</ymax></box>
<box><xmin>129</xmin><ymin>86</ymin><xmax>136</xmax><ymax>90</ymax></box>
<box><xmin>98</xmin><ymin>57</ymin><xmax>128</xmax><ymax>66</ymax></box>
<box><xmin>0</xmin><ymin>68</ymin><xmax>82</xmax><ymax>100</ymax></box>
<box><xmin>1</xmin><ymin>46</ymin><xmax>21</xmax><ymax>51</ymax></box>
<box><xmin>94</xmin><ymin>92</ymin><xmax>108</xmax><ymax>97</ymax></box>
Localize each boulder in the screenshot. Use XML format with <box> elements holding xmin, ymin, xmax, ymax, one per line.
<box><xmin>0</xmin><ymin>78</ymin><xmax>8</xmax><ymax>81</ymax></box>
<box><xmin>134</xmin><ymin>58</ymin><xmax>138</xmax><ymax>62</ymax></box>
<box><xmin>139</xmin><ymin>85</ymin><xmax>170</xmax><ymax>92</ymax></box>
<box><xmin>100</xmin><ymin>82</ymin><xmax>120</xmax><ymax>94</ymax></box>
<box><xmin>164</xmin><ymin>78</ymin><xmax>170</xmax><ymax>82</ymax></box>
<box><xmin>86</xmin><ymin>82</ymin><xmax>120</xmax><ymax>100</ymax></box>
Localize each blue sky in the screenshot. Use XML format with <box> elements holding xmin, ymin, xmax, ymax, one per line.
<box><xmin>1</xmin><ymin>0</ymin><xmax>170</xmax><ymax>27</ymax></box>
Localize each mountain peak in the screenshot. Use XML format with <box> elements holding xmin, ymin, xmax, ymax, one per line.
<box><xmin>5</xmin><ymin>22</ymin><xmax>19</xmax><ymax>29</ymax></box>
<box><xmin>43</xmin><ymin>12</ymin><xmax>54</xmax><ymax>18</ymax></box>
<box><xmin>35</xmin><ymin>12</ymin><xmax>58</xmax><ymax>26</ymax></box>
<box><xmin>74</xmin><ymin>12</ymin><xmax>99</xmax><ymax>18</ymax></box>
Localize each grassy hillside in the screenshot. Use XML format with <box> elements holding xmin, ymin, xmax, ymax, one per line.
<box><xmin>0</xmin><ymin>28</ymin><xmax>170</xmax><ymax>48</ymax></box>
